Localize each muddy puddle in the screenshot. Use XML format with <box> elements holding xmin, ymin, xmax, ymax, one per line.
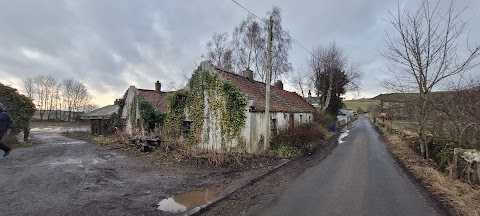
<box><xmin>157</xmin><ymin>189</ymin><xmax>218</xmax><ymax>213</ymax></box>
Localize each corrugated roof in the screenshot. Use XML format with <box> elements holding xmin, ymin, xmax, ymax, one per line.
<box><xmin>215</xmin><ymin>67</ymin><xmax>315</xmax><ymax>113</ymax></box>
<box><xmin>81</xmin><ymin>105</ymin><xmax>118</xmax><ymax>119</ymax></box>
<box><xmin>137</xmin><ymin>89</ymin><xmax>171</xmax><ymax>113</ymax></box>
<box><xmin>339</xmin><ymin>109</ymin><xmax>350</xmax><ymax>115</ymax></box>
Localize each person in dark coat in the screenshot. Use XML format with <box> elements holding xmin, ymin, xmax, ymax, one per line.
<box><xmin>0</xmin><ymin>103</ymin><xmax>14</xmax><ymax>157</ymax></box>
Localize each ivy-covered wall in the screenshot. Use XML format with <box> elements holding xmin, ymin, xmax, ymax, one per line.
<box><xmin>165</xmin><ymin>90</ymin><xmax>188</xmax><ymax>136</ymax></box>
<box><xmin>166</xmin><ymin>69</ymin><xmax>248</xmax><ymax>151</ymax></box>
<box><xmin>138</xmin><ymin>96</ymin><xmax>166</xmax><ymax>132</ymax></box>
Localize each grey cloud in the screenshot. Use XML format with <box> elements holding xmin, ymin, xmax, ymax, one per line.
<box><xmin>0</xmin><ymin>0</ymin><xmax>479</xmax><ymax>105</ymax></box>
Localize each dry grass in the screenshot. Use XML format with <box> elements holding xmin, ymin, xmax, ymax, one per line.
<box><xmin>62</xmin><ymin>131</ymin><xmax>130</xmax><ymax>150</ymax></box>
<box><xmin>31</xmin><ymin>120</ymin><xmax>89</xmax><ymax>128</ymax></box>
<box><xmin>378</xmin><ymin>124</ymin><xmax>480</xmax><ymax>216</ymax></box>
<box><xmin>62</xmin><ymin>131</ymin><xmax>275</xmax><ymax>168</ymax></box>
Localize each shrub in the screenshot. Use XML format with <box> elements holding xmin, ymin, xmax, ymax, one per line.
<box><xmin>0</xmin><ymin>82</ymin><xmax>35</xmax><ymax>141</ymax></box>
<box><xmin>313</xmin><ymin>111</ymin><xmax>336</xmax><ymax>127</ymax></box>
<box><xmin>270</xmin><ymin>122</ymin><xmax>327</xmax><ymax>158</ymax></box>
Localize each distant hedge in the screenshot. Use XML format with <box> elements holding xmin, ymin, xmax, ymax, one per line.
<box><xmin>0</xmin><ymin>82</ymin><xmax>35</xmax><ymax>141</ymax></box>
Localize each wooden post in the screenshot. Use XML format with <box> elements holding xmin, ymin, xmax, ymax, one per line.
<box><xmin>264</xmin><ymin>16</ymin><xmax>273</xmax><ymax>150</ymax></box>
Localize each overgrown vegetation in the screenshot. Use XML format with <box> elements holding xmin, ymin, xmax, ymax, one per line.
<box><xmin>0</xmin><ymin>82</ymin><xmax>35</xmax><ymax>141</ymax></box>
<box><xmin>270</xmin><ymin>122</ymin><xmax>329</xmax><ymax>158</ymax></box>
<box><xmin>166</xmin><ymin>69</ymin><xmax>247</xmax><ymax>148</ymax></box>
<box><xmin>376</xmin><ymin>85</ymin><xmax>480</xmax><ymax>186</ymax></box>
<box><xmin>129</xmin><ymin>95</ymin><xmax>137</xmax><ymax>128</ymax></box>
<box><xmin>108</xmin><ymin>69</ymin><xmax>249</xmax><ymax>167</ymax></box>
<box><xmin>164</xmin><ymin>89</ymin><xmax>188</xmax><ymax>136</ymax></box>
<box><xmin>375</xmin><ymin>121</ymin><xmax>480</xmax><ymax>216</ymax></box>
<box><xmin>113</xmin><ymin>90</ymin><xmax>128</xmax><ymax>130</ymax></box>
<box><xmin>138</xmin><ymin>96</ymin><xmax>166</xmax><ymax>132</ymax></box>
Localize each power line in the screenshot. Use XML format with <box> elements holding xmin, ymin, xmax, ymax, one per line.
<box><xmin>231</xmin><ymin>0</ymin><xmax>263</xmax><ymax>22</ymax></box>
<box><xmin>230</xmin><ymin>0</ymin><xmax>314</xmax><ymax>57</ymax></box>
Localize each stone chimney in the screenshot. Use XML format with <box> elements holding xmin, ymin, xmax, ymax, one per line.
<box><xmin>155</xmin><ymin>81</ymin><xmax>161</xmax><ymax>93</ymax></box>
<box><xmin>114</xmin><ymin>99</ymin><xmax>124</xmax><ymax>105</ymax></box>
<box><xmin>308</xmin><ymin>90</ymin><xmax>312</xmax><ymax>98</ymax></box>
<box><xmin>274</xmin><ymin>80</ymin><xmax>283</xmax><ymax>90</ymax></box>
<box><xmin>242</xmin><ymin>68</ymin><xmax>254</xmax><ymax>81</ymax></box>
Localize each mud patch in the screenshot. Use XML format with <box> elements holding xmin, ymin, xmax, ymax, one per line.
<box><xmin>157</xmin><ymin>189</ymin><xmax>218</xmax><ymax>213</ymax></box>
<box><xmin>48</xmin><ymin>156</ymin><xmax>106</xmax><ymax>167</ymax></box>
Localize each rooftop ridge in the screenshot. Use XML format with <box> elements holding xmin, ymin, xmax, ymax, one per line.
<box><xmin>211</xmin><ymin>65</ymin><xmax>315</xmax><ymax>113</ymax></box>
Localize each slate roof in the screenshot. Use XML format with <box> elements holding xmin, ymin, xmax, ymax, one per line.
<box><xmin>137</xmin><ymin>89</ymin><xmax>170</xmax><ymax>112</ymax></box>
<box><xmin>81</xmin><ymin>105</ymin><xmax>118</xmax><ymax>119</ymax></box>
<box><xmin>215</xmin><ymin>67</ymin><xmax>315</xmax><ymax>113</ymax></box>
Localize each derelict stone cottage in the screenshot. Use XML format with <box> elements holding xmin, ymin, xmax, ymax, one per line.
<box><xmin>183</xmin><ymin>61</ymin><xmax>315</xmax><ymax>153</ymax></box>
<box><xmin>122</xmin><ymin>81</ymin><xmax>171</xmax><ymax>134</ymax></box>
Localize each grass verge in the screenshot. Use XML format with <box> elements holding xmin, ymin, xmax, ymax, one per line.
<box><xmin>374</xmin><ymin>121</ymin><xmax>480</xmax><ymax>216</ymax></box>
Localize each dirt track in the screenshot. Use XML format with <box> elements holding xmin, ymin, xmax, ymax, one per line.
<box><xmin>0</xmin><ymin>126</ymin><xmax>275</xmax><ymax>216</ymax></box>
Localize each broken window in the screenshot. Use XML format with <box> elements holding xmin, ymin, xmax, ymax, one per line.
<box><xmin>183</xmin><ymin>120</ymin><xmax>192</xmax><ymax>137</ymax></box>
<box><xmin>271</xmin><ymin>118</ymin><xmax>277</xmax><ymax>136</ymax></box>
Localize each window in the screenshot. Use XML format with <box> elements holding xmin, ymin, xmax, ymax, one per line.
<box><xmin>183</xmin><ymin>121</ymin><xmax>192</xmax><ymax>137</ymax></box>
<box><xmin>271</xmin><ymin>118</ymin><xmax>277</xmax><ymax>136</ymax></box>
<box><xmin>300</xmin><ymin>115</ymin><xmax>303</xmax><ymax>124</ymax></box>
<box><xmin>289</xmin><ymin>114</ymin><xmax>294</xmax><ymax>129</ymax></box>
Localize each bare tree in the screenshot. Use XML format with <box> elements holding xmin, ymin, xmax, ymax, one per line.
<box><xmin>22</xmin><ymin>77</ymin><xmax>35</xmax><ymax>100</ymax></box>
<box><xmin>263</xmin><ymin>6</ymin><xmax>293</xmax><ymax>81</ymax></box>
<box><xmin>232</xmin><ymin>15</ymin><xmax>264</xmax><ymax>74</ymax></box>
<box><xmin>310</xmin><ymin>42</ymin><xmax>345</xmax><ymax>111</ymax></box>
<box><xmin>291</xmin><ymin>68</ymin><xmax>310</xmax><ymax>98</ymax></box>
<box><xmin>382</xmin><ymin>0</ymin><xmax>480</xmax><ymax>158</ymax></box>
<box><xmin>33</xmin><ymin>75</ymin><xmax>56</xmax><ymax>120</ymax></box>
<box><xmin>53</xmin><ymin>83</ymin><xmax>62</xmax><ymax>120</ymax></box>
<box><xmin>204</xmin><ymin>32</ymin><xmax>234</xmax><ymax>71</ymax></box>
<box><xmin>81</xmin><ymin>104</ymin><xmax>98</xmax><ymax>113</ymax></box>
<box><xmin>231</xmin><ymin>6</ymin><xmax>292</xmax><ymax>81</ymax></box>
<box><xmin>45</xmin><ymin>76</ymin><xmax>58</xmax><ymax>120</ymax></box>
<box><xmin>63</xmin><ymin>79</ymin><xmax>90</xmax><ymax>121</ymax></box>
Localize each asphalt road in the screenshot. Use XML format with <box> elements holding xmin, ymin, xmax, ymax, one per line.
<box><xmin>263</xmin><ymin>117</ymin><xmax>440</xmax><ymax>216</ymax></box>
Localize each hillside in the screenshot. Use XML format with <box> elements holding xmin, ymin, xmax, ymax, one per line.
<box><xmin>343</xmin><ymin>99</ymin><xmax>387</xmax><ymax>112</ymax></box>
<box><xmin>371</xmin><ymin>91</ymin><xmax>451</xmax><ymax>103</ymax></box>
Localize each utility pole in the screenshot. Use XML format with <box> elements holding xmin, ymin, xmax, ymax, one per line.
<box><xmin>264</xmin><ymin>16</ymin><xmax>273</xmax><ymax>150</ymax></box>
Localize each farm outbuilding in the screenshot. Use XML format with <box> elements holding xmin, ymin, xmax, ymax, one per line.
<box><xmin>81</xmin><ymin>104</ymin><xmax>119</xmax><ymax>135</ymax></box>
<box><xmin>337</xmin><ymin>109</ymin><xmax>352</xmax><ymax>126</ymax></box>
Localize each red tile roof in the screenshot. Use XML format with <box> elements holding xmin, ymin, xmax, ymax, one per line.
<box><xmin>215</xmin><ymin>67</ymin><xmax>315</xmax><ymax>113</ymax></box>
<box><xmin>137</xmin><ymin>89</ymin><xmax>170</xmax><ymax>112</ymax></box>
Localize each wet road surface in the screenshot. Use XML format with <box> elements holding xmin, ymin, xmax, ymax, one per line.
<box><xmin>263</xmin><ymin>117</ymin><xmax>440</xmax><ymax>216</ymax></box>
<box><xmin>0</xmin><ymin>126</ymin><xmax>213</xmax><ymax>215</ymax></box>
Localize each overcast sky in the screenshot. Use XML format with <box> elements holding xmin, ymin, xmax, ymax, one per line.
<box><xmin>1</xmin><ymin>0</ymin><xmax>479</xmax><ymax>106</ymax></box>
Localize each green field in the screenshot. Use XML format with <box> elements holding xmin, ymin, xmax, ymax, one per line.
<box><xmin>343</xmin><ymin>99</ymin><xmax>389</xmax><ymax>112</ymax></box>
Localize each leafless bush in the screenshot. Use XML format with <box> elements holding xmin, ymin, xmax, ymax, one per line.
<box><xmin>270</xmin><ymin>123</ymin><xmax>328</xmax><ymax>158</ymax></box>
